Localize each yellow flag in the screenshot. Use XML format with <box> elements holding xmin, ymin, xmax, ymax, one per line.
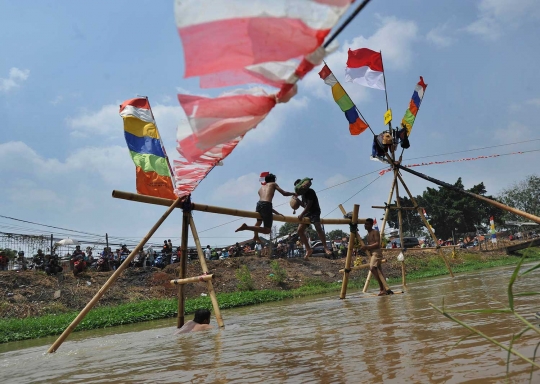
<box><xmin>384</xmin><ymin>109</ymin><xmax>392</xmax><ymax>125</ymax></box>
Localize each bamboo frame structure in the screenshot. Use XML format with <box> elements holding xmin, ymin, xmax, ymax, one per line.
<box><xmin>47</xmin><ymin>196</ymin><xmax>185</xmax><ymax>353</ymax></box>
<box><xmin>188</xmin><ymin>214</ymin><xmax>224</xmax><ymax>328</ymax></box>
<box><xmin>339</xmin><ymin>259</ymin><xmax>387</xmax><ymax>273</ymax></box>
<box><xmin>177</xmin><ymin>211</ymin><xmax>189</xmax><ymax>327</ymax></box>
<box><xmin>171</xmin><ymin>274</ymin><xmax>214</xmax><ymax>285</ymax></box>
<box><xmin>340</xmin><ymin>204</ymin><xmax>359</xmax><ymax>299</ymax></box>
<box><xmin>112</xmin><ymin>190</ymin><xmax>367</xmax><ymax>225</ymax></box>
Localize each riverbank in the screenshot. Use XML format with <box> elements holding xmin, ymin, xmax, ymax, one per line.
<box><xmin>1</xmin><ymin>248</ymin><xmax>539</xmax><ymax>343</ymax></box>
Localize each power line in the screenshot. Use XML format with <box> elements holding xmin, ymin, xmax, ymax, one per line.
<box><xmin>406</xmin><ymin>138</ymin><xmax>540</xmax><ymax>161</ymax></box>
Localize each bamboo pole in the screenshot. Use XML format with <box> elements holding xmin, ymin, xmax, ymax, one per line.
<box><xmin>372</xmin><ymin>206</ymin><xmax>418</xmax><ymax>210</ymax></box>
<box><xmin>339</xmin><ymin>259</ymin><xmax>387</xmax><ymax>272</ymax></box>
<box><xmin>47</xmin><ymin>196</ymin><xmax>184</xmax><ymax>353</ymax></box>
<box><xmin>340</xmin><ymin>204</ymin><xmax>359</xmax><ymax>299</ymax></box>
<box><xmin>177</xmin><ymin>211</ymin><xmax>189</xmax><ymax>328</ymax></box>
<box><xmin>171</xmin><ymin>274</ymin><xmax>213</xmax><ymax>285</ymax></box>
<box><xmin>393</xmin><ymin>169</ymin><xmax>407</xmax><ymax>290</ymax></box>
<box><xmin>396</xmin><ymin>165</ymin><xmax>540</xmax><ymax>224</ymax></box>
<box><xmin>189</xmin><ymin>215</ymin><xmax>224</xmax><ymax>328</ymax></box>
<box><xmin>396</xmin><ymin>173</ymin><xmax>454</xmax><ymax>278</ymax></box>
<box><xmin>112</xmin><ymin>190</ymin><xmax>366</xmax><ymax>225</ymax></box>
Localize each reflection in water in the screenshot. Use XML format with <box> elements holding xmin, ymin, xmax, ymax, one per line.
<box><xmin>0</xmin><ymin>265</ymin><xmax>539</xmax><ymax>383</ymax></box>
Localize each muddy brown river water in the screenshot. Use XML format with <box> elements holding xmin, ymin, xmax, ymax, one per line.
<box><xmin>1</xmin><ymin>265</ymin><xmax>539</xmax><ymax>383</ymax></box>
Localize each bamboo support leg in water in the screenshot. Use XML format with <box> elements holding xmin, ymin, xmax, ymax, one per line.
<box><xmin>47</xmin><ymin>196</ymin><xmax>184</xmax><ymax>353</ymax></box>
<box><xmin>393</xmin><ymin>171</ymin><xmax>407</xmax><ymax>290</ymax></box>
<box><xmin>189</xmin><ymin>215</ymin><xmax>224</xmax><ymax>327</ymax></box>
<box><xmin>396</xmin><ymin>173</ymin><xmax>454</xmax><ymax>278</ymax></box>
<box><xmin>340</xmin><ymin>204</ymin><xmax>359</xmax><ymax>299</ymax></box>
<box><xmin>178</xmin><ymin>211</ymin><xmax>190</xmax><ymax>328</ymax></box>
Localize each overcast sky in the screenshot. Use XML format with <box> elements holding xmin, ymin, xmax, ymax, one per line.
<box><xmin>1</xmin><ymin>0</ymin><xmax>539</xmax><ymax>251</ymax></box>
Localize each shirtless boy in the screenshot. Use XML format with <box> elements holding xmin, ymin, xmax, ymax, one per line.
<box><xmin>236</xmin><ymin>173</ymin><xmax>295</xmax><ymax>242</ymax></box>
<box><xmin>360</xmin><ymin>218</ymin><xmax>393</xmax><ymax>296</ymax></box>
<box><xmin>174</xmin><ymin>308</ymin><xmax>213</xmax><ymax>334</ymax></box>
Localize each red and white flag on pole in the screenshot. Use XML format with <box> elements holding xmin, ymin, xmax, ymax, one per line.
<box><xmin>345</xmin><ymin>48</ymin><xmax>385</xmax><ymax>90</ymax></box>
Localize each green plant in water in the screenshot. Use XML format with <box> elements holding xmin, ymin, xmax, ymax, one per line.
<box><xmin>430</xmin><ymin>246</ymin><xmax>540</xmax><ymax>382</ymax></box>
<box><xmin>268</xmin><ymin>260</ymin><xmax>287</xmax><ymax>284</ymax></box>
<box><xmin>235</xmin><ymin>265</ymin><xmax>255</xmax><ymax>291</ymax></box>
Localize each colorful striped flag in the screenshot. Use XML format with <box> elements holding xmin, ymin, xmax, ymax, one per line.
<box><xmin>120</xmin><ymin>98</ymin><xmax>176</xmax><ymax>199</ymax></box>
<box><xmin>373</xmin><ymin>218</ymin><xmax>379</xmax><ymax>231</ymax></box>
<box><xmin>318</xmin><ymin>64</ymin><xmax>369</xmax><ymax>135</ymax></box>
<box><xmin>345</xmin><ymin>48</ymin><xmax>385</xmax><ymax>90</ymax></box>
<box><xmin>401</xmin><ymin>77</ymin><xmax>427</xmax><ymax>135</ymax></box>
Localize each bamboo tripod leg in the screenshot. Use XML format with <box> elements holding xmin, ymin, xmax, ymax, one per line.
<box><xmin>393</xmin><ymin>170</ymin><xmax>407</xmax><ymax>290</ymax></box>
<box><xmin>47</xmin><ymin>196</ymin><xmax>184</xmax><ymax>353</ymax></box>
<box><xmin>396</xmin><ymin>173</ymin><xmax>454</xmax><ymax>278</ymax></box>
<box><xmin>178</xmin><ymin>211</ymin><xmax>189</xmax><ymax>328</ymax></box>
<box><xmin>340</xmin><ymin>204</ymin><xmax>359</xmax><ymax>299</ymax></box>
<box><xmin>189</xmin><ymin>215</ymin><xmax>224</xmax><ymax>327</ymax></box>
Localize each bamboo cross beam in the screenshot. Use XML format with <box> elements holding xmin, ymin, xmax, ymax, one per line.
<box><xmin>372</xmin><ymin>205</ymin><xmax>419</xmax><ymax>210</ymax></box>
<box><xmin>112</xmin><ymin>190</ymin><xmax>366</xmax><ymax>225</ymax></box>
<box><xmin>171</xmin><ymin>274</ymin><xmax>213</xmax><ymax>285</ymax></box>
<box><xmin>339</xmin><ymin>259</ymin><xmax>387</xmax><ymax>273</ymax></box>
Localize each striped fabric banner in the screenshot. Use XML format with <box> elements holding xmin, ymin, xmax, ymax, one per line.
<box><xmin>401</xmin><ymin>77</ymin><xmax>427</xmax><ymax>135</ymax></box>
<box><xmin>119</xmin><ymin>98</ymin><xmax>177</xmax><ymax>199</ymax></box>
<box><xmin>318</xmin><ymin>64</ymin><xmax>368</xmax><ymax>135</ymax></box>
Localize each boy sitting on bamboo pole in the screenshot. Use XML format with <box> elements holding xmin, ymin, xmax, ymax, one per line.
<box><xmin>236</xmin><ymin>173</ymin><xmax>295</xmax><ymax>242</ymax></box>
<box><xmin>361</xmin><ymin>218</ymin><xmax>393</xmax><ymax>296</ymax></box>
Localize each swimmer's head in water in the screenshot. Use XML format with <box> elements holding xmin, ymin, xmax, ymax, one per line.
<box><xmin>193</xmin><ymin>308</ymin><xmax>211</xmax><ymax>324</ymax></box>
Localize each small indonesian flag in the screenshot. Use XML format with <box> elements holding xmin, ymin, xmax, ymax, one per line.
<box><xmin>345</xmin><ymin>48</ymin><xmax>385</xmax><ymax>90</ymax></box>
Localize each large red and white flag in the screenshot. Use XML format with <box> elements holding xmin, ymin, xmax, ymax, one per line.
<box><xmin>345</xmin><ymin>48</ymin><xmax>385</xmax><ymax>90</ymax></box>
<box><xmin>175</xmin><ymin>0</ymin><xmax>352</xmax><ymax>80</ymax></box>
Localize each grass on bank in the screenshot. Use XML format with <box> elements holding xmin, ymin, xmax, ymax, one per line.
<box><xmin>1</xmin><ymin>250</ymin><xmax>539</xmax><ymax>344</ymax></box>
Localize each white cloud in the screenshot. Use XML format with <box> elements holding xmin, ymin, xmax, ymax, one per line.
<box><xmin>210</xmin><ymin>173</ymin><xmax>260</xmax><ymax>201</ymax></box>
<box><xmin>426</xmin><ymin>24</ymin><xmax>455</xmax><ymax>48</ymax></box>
<box><xmin>465</xmin><ymin>0</ymin><xmax>540</xmax><ymax>39</ymax></box>
<box><xmin>493</xmin><ymin>121</ymin><xmax>533</xmax><ymax>143</ymax></box>
<box><xmin>526</xmin><ymin>98</ymin><xmax>540</xmax><ymax>107</ymax></box>
<box><xmin>0</xmin><ymin>141</ymin><xmax>132</xmax><ymax>185</ymax></box>
<box><xmin>0</xmin><ymin>67</ymin><xmax>30</xmax><ymax>92</ymax></box>
<box><xmin>303</xmin><ymin>16</ymin><xmax>418</xmax><ymax>103</ymax></box>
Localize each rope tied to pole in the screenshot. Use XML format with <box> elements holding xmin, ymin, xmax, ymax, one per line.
<box><xmin>349</xmin><ymin>223</ymin><xmax>358</xmax><ymax>233</ymax></box>
<box><xmin>344</xmin><ymin>268</ymin><xmax>352</xmax><ymax>273</ymax></box>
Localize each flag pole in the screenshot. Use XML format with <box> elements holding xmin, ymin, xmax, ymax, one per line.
<box><xmin>141</xmin><ymin>96</ymin><xmax>177</xmax><ymax>188</ymax></box>
<box><xmin>324</xmin><ymin>0</ymin><xmax>373</xmax><ymax>48</ymax></box>
<box><xmin>379</xmin><ymin>50</ymin><xmax>392</xmax><ymax>132</ymax></box>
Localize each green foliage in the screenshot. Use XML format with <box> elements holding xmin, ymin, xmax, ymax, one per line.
<box><xmin>278</xmin><ymin>222</ymin><xmax>318</xmax><ymax>240</ymax></box>
<box><xmin>0</xmin><ymin>248</ymin><xmax>17</xmax><ymax>260</ymax></box>
<box><xmin>278</xmin><ymin>222</ymin><xmax>298</xmax><ymax>237</ymax></box>
<box><xmin>268</xmin><ymin>260</ymin><xmax>287</xmax><ymax>284</ymax></box>
<box><xmin>235</xmin><ymin>265</ymin><xmax>255</xmax><ymax>291</ymax></box>
<box><xmin>498</xmin><ymin>174</ymin><xmax>540</xmax><ymax>222</ymax></box>
<box><xmin>387</xmin><ymin>177</ymin><xmax>502</xmax><ymax>239</ymax></box>
<box><xmin>327</xmin><ymin>229</ymin><xmax>347</xmax><ymax>241</ymax></box>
